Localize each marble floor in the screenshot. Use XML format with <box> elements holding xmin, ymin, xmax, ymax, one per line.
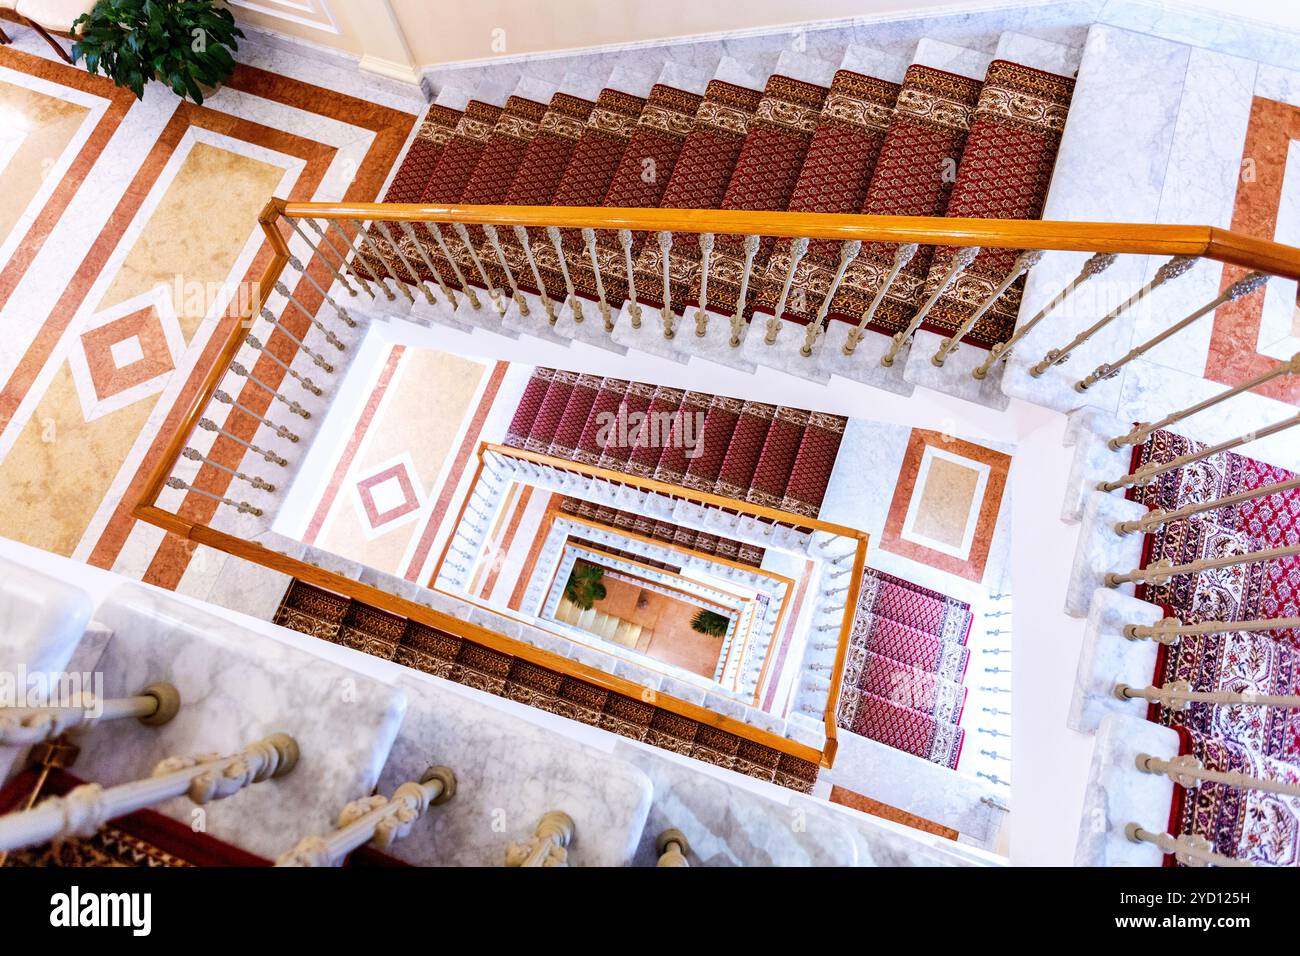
<box><xmin>0</xmin><ymin>30</ymin><xmax>423</xmax><ymax>593</ymax></box>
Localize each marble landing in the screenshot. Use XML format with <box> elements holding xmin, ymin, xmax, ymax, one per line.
<box><xmin>1074</xmin><ymin>712</ymin><xmax>1179</xmax><ymax>867</ymax></box>
<box><xmin>903</xmin><ymin>330</ymin><xmax>1011</xmax><ymax>411</ymax></box>
<box><xmin>377</xmin><ymin>676</ymin><xmax>652</xmax><ymax>867</ymax></box>
<box><xmin>74</xmin><ymin>583</ymin><xmax>407</xmax><ymax>862</ymax></box>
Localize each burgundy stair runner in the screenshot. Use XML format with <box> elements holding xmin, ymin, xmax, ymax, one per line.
<box><xmin>490</xmin><ymin>91</ymin><xmax>597</xmax><ymax>293</ymax></box>
<box><xmin>503</xmin><ymin>368</ymin><xmax>846</xmax><ymax>519</ymax></box>
<box><xmin>274</xmin><ymin>580</ymin><xmax>821</xmax><ymax>792</ymax></box>
<box><xmin>568</xmin><ymin>534</ymin><xmax>682</xmax><ymax>573</ymax></box>
<box><xmin>838</xmin><ymin>567</ymin><xmax>973</xmax><ymax>769</ymax></box>
<box><xmin>825</xmin><ymin>64</ymin><xmax>983</xmax><ymax>337</ymax></box>
<box><xmin>921</xmin><ymin>61</ymin><xmax>1075</xmax><ymax>345</ymax></box>
<box><xmin>753</xmin><ymin>68</ymin><xmax>901</xmax><ymax>324</ymax></box>
<box><xmin>591</xmin><ymin>82</ymin><xmax>707</xmax><ymax>305</ymax></box>
<box><xmin>1123</xmin><ymin>428</ymin><xmax>1300</xmax><ymax>865</ymax></box>
<box><xmin>1169</xmin><ymin>728</ymin><xmax>1300</xmax><ymax>867</ymax></box>
<box><xmin>534</xmin><ymin>87</ymin><xmax>645</xmax><ymax>305</ymax></box>
<box><xmin>690</xmin><ymin>72</ymin><xmax>830</xmax><ymax>320</ymax></box>
<box><xmin>631</xmin><ymin>79</ymin><xmax>764</xmax><ymax>310</ymax></box>
<box><xmin>559</xmin><ymin>496</ymin><xmax>764</xmax><ymax>568</ymax></box>
<box><xmin>377</xmin><ymin>50</ymin><xmax>1075</xmax><ymax>353</ymax></box>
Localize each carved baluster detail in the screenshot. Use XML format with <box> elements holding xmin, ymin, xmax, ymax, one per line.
<box><xmin>583</xmin><ymin>227</ymin><xmax>613</xmax><ymax>331</ymax></box>
<box><xmin>244</xmin><ymin>335</ymin><xmax>322</xmax><ymax>395</ymax></box>
<box><xmin>484</xmin><ymin>223</ymin><xmax>529</xmax><ymax>316</ymax></box>
<box><xmin>517</xmin><ymin>225</ymin><xmax>555</xmax><ymax>323</ymax></box>
<box><xmin>286</xmin><ymin>216</ymin><xmax>359</xmax><ymax>296</ymax></box>
<box><xmin>843</xmin><ymin>243</ymin><xmax>918</xmax><ymax>355</ymax></box>
<box><xmin>258</xmin><ymin>308</ymin><xmax>334</xmax><ymax>372</ymax></box>
<box><xmin>326</xmin><ymin>219</ymin><xmax>390</xmax><ymax>300</ymax></box>
<box><xmin>881</xmin><ymin>246</ymin><xmax>980</xmax><ymax>367</ymax></box>
<box><xmin>657</xmin><ymin>231</ymin><xmax>674</xmax><ymax>338</ymax></box>
<box><xmin>213</xmin><ymin>388</ymin><xmax>300</xmax><ymax>442</ymax></box>
<box><xmin>398</xmin><ymin>221</ymin><xmax>457</xmax><ymax>308</ymax></box>
<box><xmin>546</xmin><ymin>226</ymin><xmax>583</xmax><ymax>323</ymax></box>
<box><xmin>505</xmin><ymin>810</ymin><xmax>574</xmax><ymax>867</ymax></box>
<box><xmin>197</xmin><ymin>417</ymin><xmax>288</xmax><ymax>466</ymax></box>
<box><xmin>425</xmin><ymin>222</ymin><xmax>481</xmax><ymax>309</ymax></box>
<box><xmin>376</xmin><ymin>221</ymin><xmax>432</xmax><ymax>304</ymax></box>
<box><xmin>351</xmin><ymin>217</ymin><xmax>415</xmax><ymax>304</ymax></box>
<box><xmin>802</xmin><ymin>239</ymin><xmax>862</xmax><ymax>356</ymax></box>
<box><xmin>931</xmin><ymin>249</ymin><xmax>1042</xmax><ymax>366</ymax></box>
<box><xmin>181</xmin><ymin>447</ymin><xmax>275</xmax><ymax>492</ymax></box>
<box><xmin>656</xmin><ymin>828</ymin><xmax>690</xmax><ymax>867</ymax></box>
<box><xmin>729</xmin><ymin>234</ymin><xmax>761</xmax><ymax>347</ymax></box>
<box><xmin>229</xmin><ymin>361</ymin><xmax>310</xmax><ymax>419</ymax></box>
<box><xmin>765</xmin><ymin>236</ymin><xmax>810</xmax><ymax>345</ymax></box>
<box><xmin>273</xmin><ymin>282</ymin><xmax>345</xmax><ymax>350</ymax></box>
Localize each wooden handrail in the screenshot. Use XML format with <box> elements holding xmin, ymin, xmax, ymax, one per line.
<box><xmin>129</xmin><ymin>502</ymin><xmax>834</xmax><ymax>767</ymax></box>
<box><xmin>280</xmin><ymin>201</ymin><xmax>1300</xmax><ymax>281</ymax></box>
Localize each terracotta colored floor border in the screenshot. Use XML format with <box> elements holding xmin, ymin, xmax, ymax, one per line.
<box><xmin>1208</xmin><ymin>94</ymin><xmax>1300</xmax><ymax>404</ymax></box>
<box><xmin>879</xmin><ymin>428</ymin><xmax>1010</xmax><ymax>583</ymax></box>
<box><xmin>0</xmin><ymin>48</ymin><xmax>137</xmax><ymax>318</ymax></box>
<box><xmin>304</xmin><ymin>344</ymin><xmax>406</xmax><ymax>545</ymax></box>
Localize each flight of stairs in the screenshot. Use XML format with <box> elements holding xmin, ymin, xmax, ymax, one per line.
<box><xmin>371</xmin><ymin>32</ymin><xmax>1077</xmax><ymax>395</ymax></box>
<box><xmin>1071</xmin><ymin>423</ymin><xmax>1300</xmax><ymax>866</ymax></box>
<box><xmin>559</xmin><ymin>497</ymin><xmax>764</xmax><ymax>568</ymax></box>
<box><xmin>816</xmin><ymin>568</ymin><xmax>974</xmax><ymax>769</ymax></box>
<box><xmin>275</xmin><ymin>579</ymin><xmax>823</xmax><ymax>792</ymax></box>
<box><xmin>503</xmin><ymin>367</ymin><xmax>847</xmax><ymax>518</ymax></box>
<box><xmin>556</xmin><ymin>596</ymin><xmax>653</xmax><ymax>651</ymax></box>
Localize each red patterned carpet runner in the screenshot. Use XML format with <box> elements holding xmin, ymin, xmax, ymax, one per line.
<box><xmin>690</xmin><ymin>73</ymin><xmax>830</xmax><ymax>321</ymax></box>
<box><xmin>838</xmin><ymin>568</ymin><xmax>973</xmax><ymax>769</ymax></box>
<box><xmin>385</xmin><ymin>103</ymin><xmax>462</xmax><ymax>203</ymax></box>
<box><xmin>754</xmin><ymin>68</ymin><xmax>901</xmax><ymax>325</ymax></box>
<box><xmin>921</xmin><ymin>61</ymin><xmax>1075</xmax><ymax>347</ymax></box>
<box><xmin>1170</xmin><ymin>728</ymin><xmax>1300</xmax><ymax>867</ymax></box>
<box><xmin>501</xmin><ymin>368</ymin><xmax>846</xmax><ymax>519</ymax></box>
<box><xmin>593</xmin><ymin>82</ymin><xmax>706</xmax><ymax>304</ymax></box>
<box><xmin>534</xmin><ymin>87</ymin><xmax>645</xmax><ymax>304</ymax></box>
<box><xmin>1126</xmin><ymin>428</ymin><xmax>1300</xmax><ymax>864</ymax></box>
<box><xmin>826</xmin><ymin>65</ymin><xmax>983</xmax><ymax>336</ymax></box>
<box><xmin>558</xmin><ymin>497</ymin><xmax>764</xmax><ymax>568</ymax></box>
<box><xmin>274</xmin><ymin>581</ymin><xmax>819</xmax><ymax>792</ymax></box>
<box><xmin>493</xmin><ymin>90</ymin><xmax>596</xmax><ymax>295</ymax></box>
<box><xmin>0</xmin><ymin>769</ymin><xmax>269</xmax><ymax>867</ymax></box>
<box><xmin>632</xmin><ymin>79</ymin><xmax>763</xmax><ymax>310</ymax></box>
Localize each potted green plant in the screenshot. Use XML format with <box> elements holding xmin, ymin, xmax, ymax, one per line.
<box><xmin>690</xmin><ymin>609</ymin><xmax>729</xmax><ymax>639</ymax></box>
<box><xmin>72</xmin><ymin>0</ymin><xmax>244</xmax><ymax>105</ymax></box>
<box><xmin>563</xmin><ymin>564</ymin><xmax>607</xmax><ymax>611</ymax></box>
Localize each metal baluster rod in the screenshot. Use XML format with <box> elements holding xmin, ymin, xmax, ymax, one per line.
<box><xmin>843</xmin><ymin>242</ymin><xmax>918</xmax><ymax>356</ymax></box>
<box><xmin>802</xmin><ymin>239</ymin><xmax>862</xmax><ymax>357</ymax></box>
<box><xmin>1110</xmin><ymin>352</ymin><xmax>1300</xmax><ymax>449</ymax></box>
<box><xmin>1116</xmin><ymin>680</ymin><xmax>1300</xmax><ymax>711</ymax></box>
<box><xmin>213</xmin><ymin>388</ymin><xmax>300</xmax><ymax>442</ymax></box>
<box><xmin>451</xmin><ymin>222</ymin><xmax>507</xmax><ymax>316</ymax></box>
<box><xmin>657</xmin><ymin>231</ymin><xmax>674</xmax><ymax>338</ymax></box>
<box><xmin>0</xmin><ymin>732</ymin><xmax>298</xmax><ymax>853</ymax></box>
<box><xmin>352</xmin><ymin>218</ymin><xmax>415</xmax><ymax>304</ymax></box>
<box><xmin>397</xmin><ymin>220</ymin><xmax>458</xmax><ymax>309</ymax></box>
<box><xmin>425</xmin><ymin>222</ymin><xmax>480</xmax><ymax>309</ymax></box>
<box><xmin>693</xmin><ymin>232</ymin><xmax>714</xmax><ymax>336</ymax></box>
<box><xmin>243</xmin><ymin>334</ymin><xmax>322</xmax><ymax>395</ymax></box>
<box><xmin>181</xmin><ymin>447</ymin><xmax>275</xmax><ymax>492</ymax></box>
<box><xmin>485</xmin><ymin>223</ymin><xmax>529</xmax><ymax>316</ymax></box>
<box><xmin>546</xmin><ymin>225</ymin><xmax>582</xmax><ymax>324</ymax></box>
<box><xmin>1029</xmin><ymin>255</ymin><xmax>1197</xmax><ymax>377</ymax></box>
<box><xmin>932</xmin><ymin>249</ymin><xmax>1042</xmax><ymax>366</ymax></box>
<box><xmin>0</xmin><ymin>683</ymin><xmax>179</xmax><ymax>746</ymax></box>
<box><xmin>583</xmin><ymin>227</ymin><xmax>613</xmax><ymax>331</ymax></box>
<box><xmin>881</xmin><ymin>246</ymin><xmax>980</xmax><ymax>367</ymax></box>
<box><xmin>765</xmin><ymin>237</ymin><xmax>809</xmax><ymax>345</ymax></box>
<box><xmin>1136</xmin><ymin>752</ymin><xmax>1300</xmax><ymax>798</ymax></box>
<box><xmin>258</xmin><ymin>309</ymin><xmax>334</xmax><ymax>373</ymax></box>
<box><xmin>286</xmin><ymin>255</ymin><xmax>356</xmax><ymax>327</ymax></box>
<box><xmin>656</xmin><ymin>828</ymin><xmax>690</xmax><ymax>867</ymax></box>
<box><xmin>198</xmin><ymin>417</ymin><xmax>288</xmax><ymax>466</ymax></box>
<box><xmin>276</xmin><ymin>766</ymin><xmax>455</xmax><ymax>867</ymax></box>
<box><xmin>1077</xmin><ymin>272</ymin><xmax>1268</xmax><ymax>391</ymax></box>
<box><xmin>729</xmin><ymin>234</ymin><xmax>761</xmax><ymax>347</ymax></box>
<box><xmin>1116</xmin><ymin>474</ymin><xmax>1300</xmax><ymax>535</ymax></box>
<box><xmin>273</xmin><ymin>282</ymin><xmax>345</xmax><ymax>350</ymax></box>
<box><xmin>375</xmin><ymin>221</ymin><xmax>431</xmax><ymax>304</ymax></box>
<box><xmin>518</xmin><ymin>226</ymin><xmax>555</xmax><ymax>323</ymax></box>
<box><xmin>1107</xmin><ymin>541</ymin><xmax>1300</xmax><ymax>587</ymax></box>
<box><xmin>505</xmin><ymin>810</ymin><xmax>575</xmax><ymax>867</ymax></box>
<box><xmin>229</xmin><ymin>362</ymin><xmax>310</xmax><ymax>419</ymax></box>
<box><xmin>1124</xmin><ymin>824</ymin><xmax>1252</xmax><ymax>867</ymax></box>
<box><xmin>165</xmin><ymin>477</ymin><xmax>263</xmax><ymax>516</ymax></box>
<box><xmin>1124</xmin><ymin>615</ymin><xmax>1300</xmax><ymax>643</ymax></box>
<box><xmin>1099</xmin><ymin>411</ymin><xmax>1300</xmax><ymax>492</ymax></box>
